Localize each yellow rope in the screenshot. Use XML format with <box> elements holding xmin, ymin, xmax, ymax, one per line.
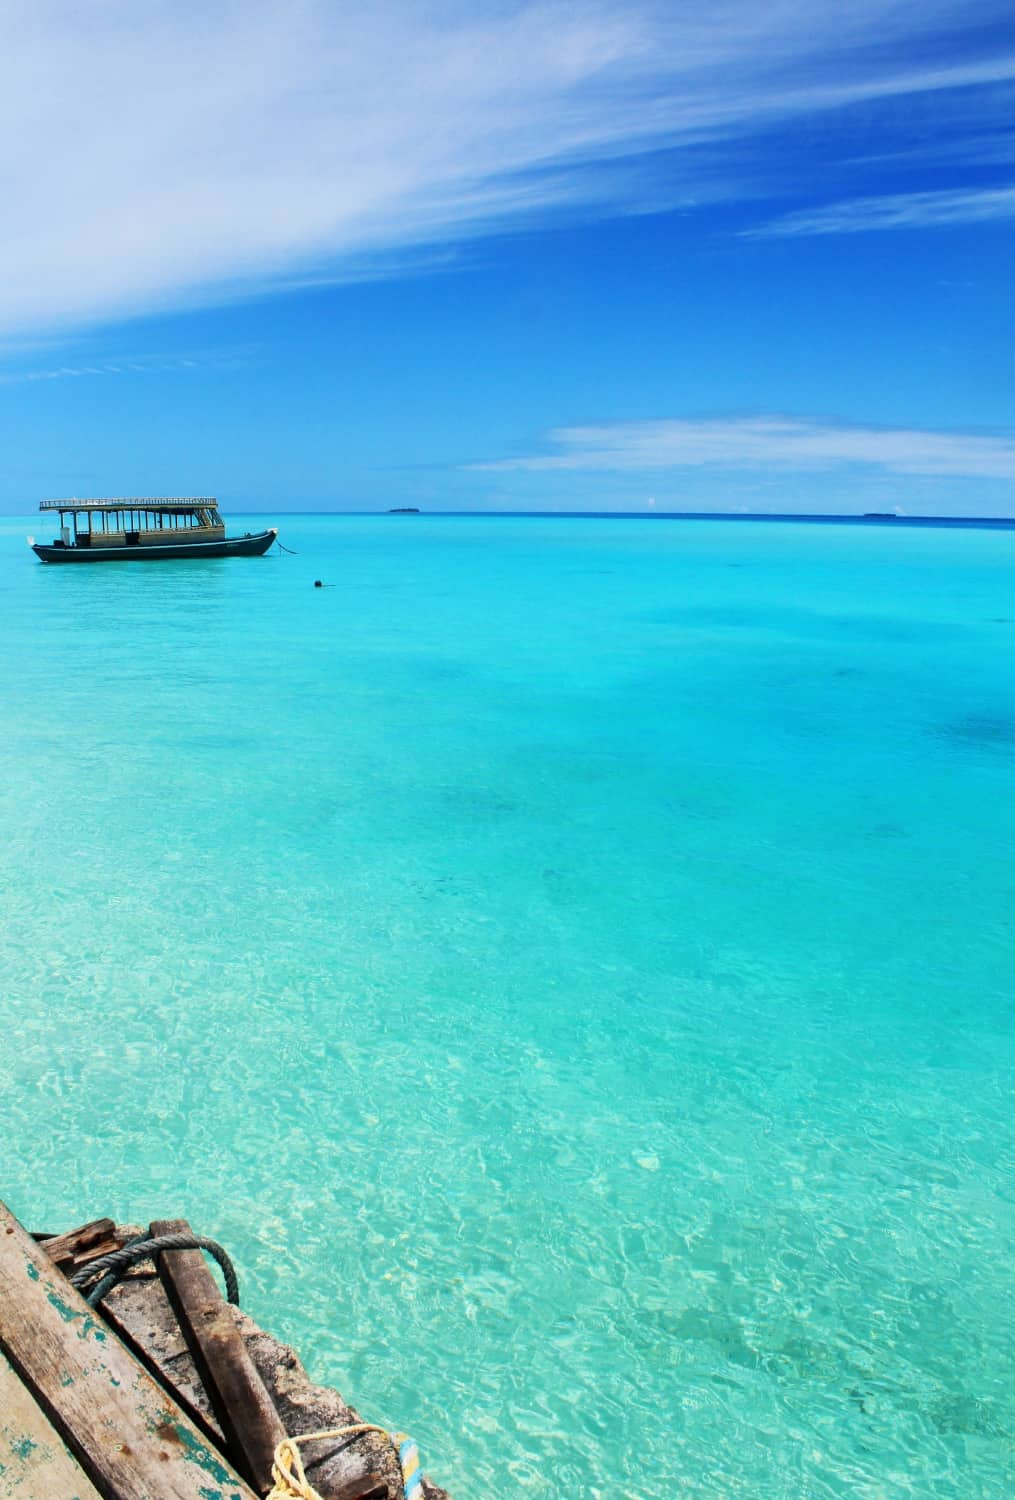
<box><xmin>266</xmin><ymin>1424</ymin><xmax>394</xmax><ymax>1500</ymax></box>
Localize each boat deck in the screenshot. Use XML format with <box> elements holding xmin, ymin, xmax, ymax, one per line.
<box><xmin>0</xmin><ymin>1201</ymin><xmax>256</xmax><ymax>1499</ymax></box>
<box><xmin>0</xmin><ymin>1200</ymin><xmax>447</xmax><ymax>1500</ymax></box>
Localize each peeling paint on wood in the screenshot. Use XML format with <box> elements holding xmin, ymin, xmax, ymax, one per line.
<box><xmin>5</xmin><ymin>1204</ymin><xmax>454</xmax><ymax>1500</ymax></box>
<box><xmin>0</xmin><ymin>1346</ymin><xmax>102</xmax><ymax>1500</ymax></box>
<box><xmin>0</xmin><ymin>1201</ymin><xmax>257</xmax><ymax>1500</ymax></box>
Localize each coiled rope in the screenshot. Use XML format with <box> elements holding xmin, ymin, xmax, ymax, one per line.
<box><xmin>68</xmin><ymin>1231</ymin><xmax>240</xmax><ymax>1307</ymax></box>
<box><xmin>267</xmin><ymin>1425</ymin><xmax>423</xmax><ymax>1500</ymax></box>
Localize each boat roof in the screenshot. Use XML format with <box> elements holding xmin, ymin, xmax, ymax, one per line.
<box><xmin>40</xmin><ymin>497</ymin><xmax>217</xmax><ymax>512</ymax></box>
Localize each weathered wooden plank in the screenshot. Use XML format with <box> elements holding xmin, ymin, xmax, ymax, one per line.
<box><xmin>0</xmin><ymin>1347</ymin><xmax>103</xmax><ymax>1500</ymax></box>
<box><xmin>101</xmin><ymin>1276</ymin><xmax>226</xmax><ymax>1446</ymax></box>
<box><xmin>152</xmin><ymin>1218</ymin><xmax>287</xmax><ymax>1496</ymax></box>
<box><xmin>38</xmin><ymin>1219</ymin><xmax>119</xmax><ymax>1277</ymax></box>
<box><xmin>0</xmin><ymin>1200</ymin><xmax>257</xmax><ymax>1500</ymax></box>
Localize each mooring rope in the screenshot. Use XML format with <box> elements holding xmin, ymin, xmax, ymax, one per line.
<box><xmin>69</xmin><ymin>1231</ymin><xmax>240</xmax><ymax>1306</ymax></box>
<box><xmin>266</xmin><ymin>1425</ymin><xmax>423</xmax><ymax>1500</ymax></box>
<box><xmin>275</xmin><ymin>540</ymin><xmax>299</xmax><ymax>554</ymax></box>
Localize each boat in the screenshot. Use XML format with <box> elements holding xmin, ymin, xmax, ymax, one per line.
<box><xmin>29</xmin><ymin>498</ymin><xmax>278</xmax><ymax>562</ymax></box>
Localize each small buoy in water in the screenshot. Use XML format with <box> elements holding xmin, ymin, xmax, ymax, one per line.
<box><xmin>314</xmin><ymin>579</ymin><xmax>323</xmax><ymax>588</ymax></box>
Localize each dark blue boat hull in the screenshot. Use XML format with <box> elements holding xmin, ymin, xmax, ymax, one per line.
<box><xmin>32</xmin><ymin>529</ymin><xmax>278</xmax><ymax>562</ymax></box>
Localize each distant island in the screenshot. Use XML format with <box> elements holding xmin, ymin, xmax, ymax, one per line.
<box><xmin>388</xmin><ymin>507</ymin><xmax>421</xmax><ymax>514</ymax></box>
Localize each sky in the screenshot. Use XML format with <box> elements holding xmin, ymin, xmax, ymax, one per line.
<box><xmin>1</xmin><ymin>0</ymin><xmax>1014</xmax><ymax>516</ymax></box>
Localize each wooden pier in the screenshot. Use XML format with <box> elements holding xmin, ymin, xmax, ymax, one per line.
<box><xmin>0</xmin><ymin>1201</ymin><xmax>449</xmax><ymax>1500</ymax></box>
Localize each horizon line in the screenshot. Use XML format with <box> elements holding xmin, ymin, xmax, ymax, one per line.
<box><xmin>229</xmin><ymin>508</ymin><xmax>1015</xmax><ymax>527</ymax></box>
<box><xmin>9</xmin><ymin>507</ymin><xmax>1015</xmax><ymax>529</ymax></box>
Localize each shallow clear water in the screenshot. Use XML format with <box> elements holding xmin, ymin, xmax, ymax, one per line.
<box><xmin>2</xmin><ymin>514</ymin><xmax>1012</xmax><ymax>1498</ymax></box>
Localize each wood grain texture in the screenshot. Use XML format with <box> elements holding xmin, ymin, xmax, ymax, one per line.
<box><xmin>0</xmin><ymin>1201</ymin><xmax>256</xmax><ymax>1500</ymax></box>
<box><xmin>37</xmin><ymin>1220</ymin><xmax>119</xmax><ymax>1277</ymax></box>
<box><xmin>152</xmin><ymin>1218</ymin><xmax>286</xmax><ymax>1495</ymax></box>
<box><xmin>101</xmin><ymin>1275</ymin><xmax>226</xmax><ymax>1446</ymax></box>
<box><xmin>0</xmin><ymin>1347</ymin><xmax>102</xmax><ymax>1500</ymax></box>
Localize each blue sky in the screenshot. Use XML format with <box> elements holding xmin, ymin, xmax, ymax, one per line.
<box><xmin>2</xmin><ymin>0</ymin><xmax>1014</xmax><ymax>515</ymax></box>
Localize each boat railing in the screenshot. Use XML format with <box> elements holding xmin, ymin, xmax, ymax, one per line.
<box><xmin>40</xmin><ymin>497</ymin><xmax>218</xmax><ymax>511</ymax></box>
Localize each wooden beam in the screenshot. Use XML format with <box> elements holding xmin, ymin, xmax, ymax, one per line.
<box><xmin>37</xmin><ymin>1218</ymin><xmax>119</xmax><ymax>1278</ymax></box>
<box><xmin>0</xmin><ymin>1346</ymin><xmax>103</xmax><ymax>1500</ymax></box>
<box><xmin>0</xmin><ymin>1200</ymin><xmax>256</xmax><ymax>1500</ymax></box>
<box><xmin>152</xmin><ymin>1219</ymin><xmax>287</xmax><ymax>1497</ymax></box>
<box><xmin>99</xmin><ymin>1277</ymin><xmax>226</xmax><ymax>1449</ymax></box>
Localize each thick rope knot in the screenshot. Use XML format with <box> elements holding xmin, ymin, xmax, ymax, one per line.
<box><xmin>68</xmin><ymin>1231</ymin><xmax>240</xmax><ymax>1306</ymax></box>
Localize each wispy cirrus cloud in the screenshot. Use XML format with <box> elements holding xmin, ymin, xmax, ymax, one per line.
<box><xmin>749</xmin><ymin>184</ymin><xmax>1015</xmax><ymax>236</ymax></box>
<box><xmin>470</xmin><ymin>417</ymin><xmax>1015</xmax><ymax>481</ymax></box>
<box><xmin>0</xmin><ymin>350</ymin><xmax>253</xmax><ymax>385</ymax></box>
<box><xmin>0</xmin><ymin>1</ymin><xmax>1012</xmax><ymax>336</ymax></box>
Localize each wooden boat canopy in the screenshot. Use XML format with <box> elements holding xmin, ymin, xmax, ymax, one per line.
<box><xmin>41</xmin><ymin>496</ymin><xmax>219</xmax><ymax>509</ymax></box>
<box><xmin>41</xmin><ymin>496</ymin><xmax>224</xmax><ymax>529</ymax></box>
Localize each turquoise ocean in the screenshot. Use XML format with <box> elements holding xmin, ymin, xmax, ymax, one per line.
<box><xmin>2</xmin><ymin>513</ymin><xmax>1012</xmax><ymax>1498</ymax></box>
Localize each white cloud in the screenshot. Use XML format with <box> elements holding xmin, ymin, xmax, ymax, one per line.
<box><xmin>0</xmin><ymin>350</ymin><xmax>251</xmax><ymax>384</ymax></box>
<box><xmin>0</xmin><ymin>1</ymin><xmax>1011</xmax><ymax>335</ymax></box>
<box><xmin>749</xmin><ymin>185</ymin><xmax>1015</xmax><ymax>236</ymax></box>
<box><xmin>469</xmin><ymin>416</ymin><xmax>1015</xmax><ymax>480</ymax></box>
